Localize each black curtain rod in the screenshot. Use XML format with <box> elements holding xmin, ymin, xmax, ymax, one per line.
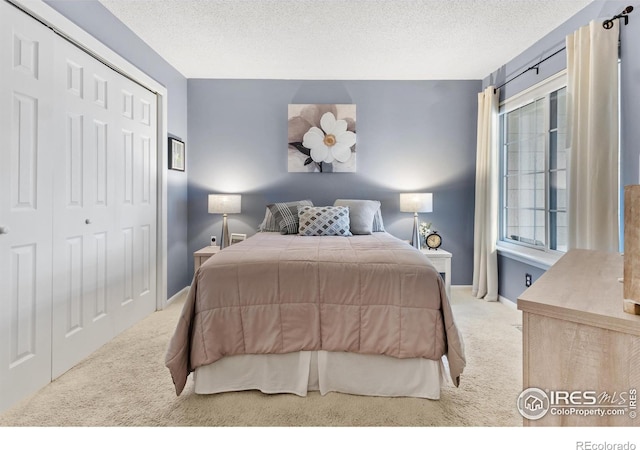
<box><xmin>603</xmin><ymin>5</ymin><xmax>634</xmax><ymax>29</ymax></box>
<box><xmin>493</xmin><ymin>46</ymin><xmax>565</xmax><ymax>93</ymax></box>
<box><xmin>493</xmin><ymin>5</ymin><xmax>633</xmax><ymax>94</ymax></box>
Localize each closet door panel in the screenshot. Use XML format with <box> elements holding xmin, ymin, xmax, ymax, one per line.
<box><xmin>0</xmin><ymin>0</ymin><xmax>54</xmax><ymax>412</ymax></box>
<box><xmin>51</xmin><ymin>35</ymin><xmax>158</xmax><ymax>377</ymax></box>
<box><xmin>51</xmin><ymin>38</ymin><xmax>121</xmax><ymax>378</ymax></box>
<box><xmin>113</xmin><ymin>80</ymin><xmax>157</xmax><ymax>334</ymax></box>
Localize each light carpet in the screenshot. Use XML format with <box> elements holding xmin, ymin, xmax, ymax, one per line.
<box><xmin>0</xmin><ymin>286</ymin><xmax>523</xmax><ymax>427</ymax></box>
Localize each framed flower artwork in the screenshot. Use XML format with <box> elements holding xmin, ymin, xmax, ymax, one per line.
<box><xmin>287</xmin><ymin>104</ymin><xmax>356</xmax><ymax>173</ymax></box>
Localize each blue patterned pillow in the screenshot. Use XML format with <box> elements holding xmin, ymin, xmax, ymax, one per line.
<box><xmin>298</xmin><ymin>206</ymin><xmax>352</xmax><ymax>236</ymax></box>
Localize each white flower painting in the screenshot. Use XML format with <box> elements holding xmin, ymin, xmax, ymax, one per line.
<box><xmin>288</xmin><ymin>104</ymin><xmax>356</xmax><ymax>172</ymax></box>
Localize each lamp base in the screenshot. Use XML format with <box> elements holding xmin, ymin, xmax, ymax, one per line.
<box><xmin>220</xmin><ymin>214</ymin><xmax>230</xmax><ymax>249</ymax></box>
<box><xmin>411</xmin><ymin>212</ymin><xmax>421</xmax><ymax>250</ymax></box>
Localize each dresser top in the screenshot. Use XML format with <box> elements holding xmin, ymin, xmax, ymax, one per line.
<box><xmin>518</xmin><ymin>249</ymin><xmax>640</xmax><ymax>336</ymax></box>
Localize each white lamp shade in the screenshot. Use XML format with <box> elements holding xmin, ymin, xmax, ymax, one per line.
<box><xmin>208</xmin><ymin>194</ymin><xmax>241</xmax><ymax>214</ymax></box>
<box><xmin>399</xmin><ymin>193</ymin><xmax>433</xmax><ymax>213</ymax></box>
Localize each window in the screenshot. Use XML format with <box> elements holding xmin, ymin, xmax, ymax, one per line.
<box><xmin>499</xmin><ymin>73</ymin><xmax>567</xmax><ymax>256</ymax></box>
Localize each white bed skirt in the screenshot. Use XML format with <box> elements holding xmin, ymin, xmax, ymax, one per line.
<box><xmin>194</xmin><ymin>351</ymin><xmax>450</xmax><ymax>400</ymax></box>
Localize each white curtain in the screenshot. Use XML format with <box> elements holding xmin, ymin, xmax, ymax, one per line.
<box><xmin>566</xmin><ymin>19</ymin><xmax>619</xmax><ymax>252</ymax></box>
<box><xmin>472</xmin><ymin>86</ymin><xmax>499</xmax><ymax>302</ymax></box>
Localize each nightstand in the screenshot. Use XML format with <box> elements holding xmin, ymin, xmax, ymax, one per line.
<box><xmin>194</xmin><ymin>245</ymin><xmax>221</xmax><ymax>272</ymax></box>
<box><xmin>420</xmin><ymin>248</ymin><xmax>452</xmax><ymax>298</ymax></box>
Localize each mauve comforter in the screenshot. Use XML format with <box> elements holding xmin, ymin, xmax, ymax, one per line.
<box><xmin>165</xmin><ymin>232</ymin><xmax>466</xmax><ymax>395</ymax></box>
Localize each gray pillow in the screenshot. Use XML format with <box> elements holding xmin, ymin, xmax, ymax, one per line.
<box><xmin>298</xmin><ymin>206</ymin><xmax>352</xmax><ymax>236</ymax></box>
<box><xmin>372</xmin><ymin>208</ymin><xmax>385</xmax><ymax>232</ymax></box>
<box><xmin>333</xmin><ymin>199</ymin><xmax>381</xmax><ymax>235</ymax></box>
<box><xmin>258</xmin><ymin>207</ymin><xmax>280</xmax><ymax>232</ymax></box>
<box><xmin>267</xmin><ymin>200</ymin><xmax>314</xmax><ymax>234</ymax></box>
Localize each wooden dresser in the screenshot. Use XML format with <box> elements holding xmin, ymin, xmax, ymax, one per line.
<box><xmin>518</xmin><ymin>249</ymin><xmax>640</xmax><ymax>426</ymax></box>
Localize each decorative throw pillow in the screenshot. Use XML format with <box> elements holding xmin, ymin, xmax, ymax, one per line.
<box><xmin>333</xmin><ymin>199</ymin><xmax>381</xmax><ymax>235</ymax></box>
<box><xmin>258</xmin><ymin>207</ymin><xmax>280</xmax><ymax>232</ymax></box>
<box><xmin>298</xmin><ymin>206</ymin><xmax>352</xmax><ymax>236</ymax></box>
<box><xmin>267</xmin><ymin>200</ymin><xmax>314</xmax><ymax>235</ymax></box>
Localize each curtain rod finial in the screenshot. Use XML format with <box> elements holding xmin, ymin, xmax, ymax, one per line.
<box><xmin>604</xmin><ymin>6</ymin><xmax>633</xmax><ymax>28</ymax></box>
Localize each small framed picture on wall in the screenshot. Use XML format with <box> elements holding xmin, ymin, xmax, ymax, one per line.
<box><xmin>168</xmin><ymin>137</ymin><xmax>185</xmax><ymax>171</ymax></box>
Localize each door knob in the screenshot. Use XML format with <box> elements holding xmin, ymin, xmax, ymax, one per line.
<box><xmin>0</xmin><ymin>226</ymin><xmax>8</xmax><ymax>234</ymax></box>
<box><xmin>85</xmin><ymin>219</ymin><xmax>92</xmax><ymax>225</ymax></box>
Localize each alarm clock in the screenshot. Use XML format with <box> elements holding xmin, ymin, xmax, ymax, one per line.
<box><xmin>426</xmin><ymin>231</ymin><xmax>442</xmax><ymax>250</ymax></box>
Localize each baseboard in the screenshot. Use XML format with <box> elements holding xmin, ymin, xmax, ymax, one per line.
<box><xmin>165</xmin><ymin>286</ymin><xmax>189</xmax><ymax>307</ymax></box>
<box><xmin>499</xmin><ymin>295</ymin><xmax>518</xmax><ymax>310</ymax></box>
<box><xmin>451</xmin><ymin>285</ymin><xmax>472</xmax><ymax>290</ymax></box>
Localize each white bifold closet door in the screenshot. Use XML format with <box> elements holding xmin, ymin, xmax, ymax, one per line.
<box><xmin>0</xmin><ymin>0</ymin><xmax>158</xmax><ymax>410</ymax></box>
<box><xmin>0</xmin><ymin>0</ymin><xmax>55</xmax><ymax>411</ymax></box>
<box><xmin>51</xmin><ymin>34</ymin><xmax>157</xmax><ymax>378</ymax></box>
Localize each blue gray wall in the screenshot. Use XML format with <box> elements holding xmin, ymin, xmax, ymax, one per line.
<box><xmin>44</xmin><ymin>0</ymin><xmax>480</xmax><ymax>294</ymax></box>
<box><xmin>187</xmin><ymin>79</ymin><xmax>480</xmax><ymax>284</ymax></box>
<box><xmin>484</xmin><ymin>0</ymin><xmax>640</xmax><ymax>302</ymax></box>
<box><xmin>51</xmin><ymin>0</ymin><xmax>634</xmax><ymax>299</ymax></box>
<box><xmin>45</xmin><ymin>0</ymin><xmax>191</xmax><ymax>298</ymax></box>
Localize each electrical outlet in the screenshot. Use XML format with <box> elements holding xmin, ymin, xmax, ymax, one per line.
<box><xmin>525</xmin><ymin>273</ymin><xmax>532</xmax><ymax>287</ymax></box>
<box><xmin>210</xmin><ymin>235</ymin><xmax>217</xmax><ymax>246</ymax></box>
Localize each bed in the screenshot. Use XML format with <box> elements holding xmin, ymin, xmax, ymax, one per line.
<box><xmin>165</xmin><ymin>201</ymin><xmax>466</xmax><ymax>399</ymax></box>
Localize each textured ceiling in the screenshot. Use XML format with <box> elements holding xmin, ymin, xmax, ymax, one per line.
<box><xmin>98</xmin><ymin>0</ymin><xmax>594</xmax><ymax>80</ymax></box>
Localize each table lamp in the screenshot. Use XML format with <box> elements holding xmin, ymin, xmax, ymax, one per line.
<box><xmin>400</xmin><ymin>192</ymin><xmax>433</xmax><ymax>250</ymax></box>
<box><xmin>208</xmin><ymin>194</ymin><xmax>241</xmax><ymax>249</ymax></box>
